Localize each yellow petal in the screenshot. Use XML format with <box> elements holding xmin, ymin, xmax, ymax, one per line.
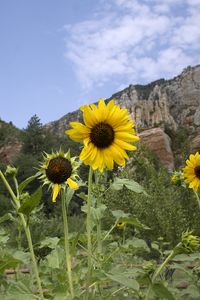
<box><xmin>114</xmin><ymin>138</ymin><xmax>137</xmax><ymax>151</ymax></box>
<box><xmin>103</xmin><ymin>149</ymin><xmax>114</xmax><ymax>170</ymax></box>
<box><xmin>52</xmin><ymin>184</ymin><xmax>60</xmax><ymax>202</ymax></box>
<box><xmin>115</xmin><ymin>132</ymin><xmax>140</xmax><ymax>142</ymax></box>
<box><xmin>67</xmin><ymin>178</ymin><xmax>79</xmax><ymax>190</ymax></box>
<box><xmin>83</xmin><ymin>105</ymin><xmax>98</xmax><ymax>128</ymax></box>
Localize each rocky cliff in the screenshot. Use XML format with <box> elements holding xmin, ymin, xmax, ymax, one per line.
<box><xmin>45</xmin><ymin>65</ymin><xmax>200</xmax><ymax>170</ymax></box>
<box><xmin>1</xmin><ymin>65</ymin><xmax>200</xmax><ymax>170</ymax></box>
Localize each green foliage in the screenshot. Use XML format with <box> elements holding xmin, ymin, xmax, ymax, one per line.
<box><xmin>104</xmin><ymin>147</ymin><xmax>200</xmax><ymax>245</ymax></box>
<box><xmin>0</xmin><ymin>120</ymin><xmax>21</xmax><ymax>146</ymax></box>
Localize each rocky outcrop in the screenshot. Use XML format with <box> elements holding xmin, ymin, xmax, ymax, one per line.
<box><xmin>0</xmin><ymin>142</ymin><xmax>22</xmax><ymax>165</ymax></box>
<box><xmin>139</xmin><ymin>128</ymin><xmax>174</xmax><ymax>171</ymax></box>
<box><xmin>112</xmin><ymin>65</ymin><xmax>200</xmax><ymax>133</ymax></box>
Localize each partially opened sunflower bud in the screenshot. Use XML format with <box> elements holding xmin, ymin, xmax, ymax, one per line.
<box><xmin>175</xmin><ymin>231</ymin><xmax>200</xmax><ymax>254</ymax></box>
<box><xmin>116</xmin><ymin>222</ymin><xmax>125</xmax><ymax>229</ymax></box>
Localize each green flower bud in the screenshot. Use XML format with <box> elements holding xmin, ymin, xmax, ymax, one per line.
<box><xmin>143</xmin><ymin>260</ymin><xmax>156</xmax><ymax>275</ymax></box>
<box><xmin>5</xmin><ymin>165</ymin><xmax>18</xmax><ymax>177</ymax></box>
<box><xmin>171</xmin><ymin>171</ymin><xmax>185</xmax><ymax>187</ymax></box>
<box><xmin>175</xmin><ymin>231</ymin><xmax>200</xmax><ymax>254</ymax></box>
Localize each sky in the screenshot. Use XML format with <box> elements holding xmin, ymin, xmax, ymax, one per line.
<box><xmin>0</xmin><ymin>0</ymin><xmax>200</xmax><ymax>129</ymax></box>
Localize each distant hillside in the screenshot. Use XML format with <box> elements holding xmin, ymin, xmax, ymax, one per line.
<box><xmin>1</xmin><ymin>64</ymin><xmax>200</xmax><ymax>170</ymax></box>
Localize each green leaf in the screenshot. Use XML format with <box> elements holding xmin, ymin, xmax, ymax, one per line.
<box><xmin>46</xmin><ymin>249</ymin><xmax>60</xmax><ymax>269</ymax></box>
<box><xmin>119</xmin><ymin>217</ymin><xmax>150</xmax><ymax>230</ymax></box>
<box><xmin>39</xmin><ymin>237</ymin><xmax>60</xmax><ymax>249</ymax></box>
<box><xmin>18</xmin><ymin>187</ymin><xmax>42</xmax><ymax>215</ymax></box>
<box><xmin>105</xmin><ymin>273</ymin><xmax>139</xmax><ymax>291</ymax></box>
<box><xmin>66</xmin><ymin>188</ymin><xmax>75</xmax><ymax>206</ymax></box>
<box><xmin>0</xmin><ymin>213</ymin><xmax>14</xmax><ymax>224</ymax></box>
<box><xmin>111</xmin><ymin>210</ymin><xmax>130</xmax><ymax>219</ymax></box>
<box><xmin>6</xmin><ymin>281</ymin><xmax>38</xmax><ymax>299</ymax></box>
<box><xmin>123</xmin><ymin>238</ymin><xmax>149</xmax><ymax>251</ymax></box>
<box><xmin>18</xmin><ymin>175</ymin><xmax>36</xmax><ymax>193</ymax></box>
<box><xmin>152</xmin><ymin>282</ymin><xmax>175</xmax><ymax>300</ymax></box>
<box><xmin>0</xmin><ymin>255</ymin><xmax>21</xmax><ymax>273</ymax></box>
<box><xmin>77</xmin><ymin>192</ymin><xmax>87</xmax><ymax>201</ymax></box>
<box><xmin>111</xmin><ymin>178</ymin><xmax>148</xmax><ymax>196</ymax></box>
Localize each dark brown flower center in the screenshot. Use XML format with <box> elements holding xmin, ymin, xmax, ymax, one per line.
<box><xmin>90</xmin><ymin>122</ymin><xmax>114</xmax><ymax>148</ymax></box>
<box><xmin>194</xmin><ymin>166</ymin><xmax>200</xmax><ymax>179</ymax></box>
<box><xmin>46</xmin><ymin>157</ymin><xmax>72</xmax><ymax>184</ymax></box>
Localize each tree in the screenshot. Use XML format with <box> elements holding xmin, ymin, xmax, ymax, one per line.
<box><xmin>22</xmin><ymin>115</ymin><xmax>46</xmax><ymax>157</ymax></box>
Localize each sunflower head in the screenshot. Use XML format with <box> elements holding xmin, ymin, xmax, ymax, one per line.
<box><xmin>116</xmin><ymin>222</ymin><xmax>125</xmax><ymax>229</ymax></box>
<box><xmin>182</xmin><ymin>152</ymin><xmax>200</xmax><ymax>191</ymax></box>
<box><xmin>66</xmin><ymin>98</ymin><xmax>139</xmax><ymax>172</ymax></box>
<box><xmin>37</xmin><ymin>150</ymin><xmax>79</xmax><ymax>202</ymax></box>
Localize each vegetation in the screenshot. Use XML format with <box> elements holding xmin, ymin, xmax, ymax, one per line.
<box><xmin>0</xmin><ymin>115</ymin><xmax>200</xmax><ymax>299</ymax></box>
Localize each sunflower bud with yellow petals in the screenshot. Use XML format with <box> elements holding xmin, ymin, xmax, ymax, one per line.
<box><xmin>37</xmin><ymin>150</ymin><xmax>79</xmax><ymax>202</ymax></box>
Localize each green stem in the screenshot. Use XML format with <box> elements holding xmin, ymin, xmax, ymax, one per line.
<box><xmin>145</xmin><ymin>250</ymin><xmax>175</xmax><ymax>300</ymax></box>
<box><xmin>85</xmin><ymin>166</ymin><xmax>93</xmax><ymax>300</ymax></box>
<box><xmin>122</xmin><ymin>226</ymin><xmax>126</xmax><ymax>245</ymax></box>
<box><xmin>194</xmin><ymin>191</ymin><xmax>200</xmax><ymax>209</ymax></box>
<box><xmin>103</xmin><ymin>222</ymin><xmax>118</xmax><ymax>241</ymax></box>
<box><xmin>95</xmin><ymin>172</ymin><xmax>102</xmax><ymax>254</ymax></box>
<box><xmin>61</xmin><ymin>190</ymin><xmax>74</xmax><ymax>299</ymax></box>
<box><xmin>0</xmin><ymin>170</ymin><xmax>44</xmax><ymax>300</ymax></box>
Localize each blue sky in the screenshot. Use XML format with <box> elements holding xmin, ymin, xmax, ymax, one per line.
<box><xmin>0</xmin><ymin>0</ymin><xmax>200</xmax><ymax>129</ymax></box>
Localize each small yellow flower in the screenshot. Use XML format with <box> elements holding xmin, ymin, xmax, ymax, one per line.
<box><xmin>171</xmin><ymin>171</ymin><xmax>184</xmax><ymax>186</ymax></box>
<box><xmin>182</xmin><ymin>152</ymin><xmax>200</xmax><ymax>191</ymax></box>
<box><xmin>116</xmin><ymin>222</ymin><xmax>125</xmax><ymax>229</ymax></box>
<box><xmin>37</xmin><ymin>150</ymin><xmax>79</xmax><ymax>202</ymax></box>
<box><xmin>66</xmin><ymin>98</ymin><xmax>139</xmax><ymax>172</ymax></box>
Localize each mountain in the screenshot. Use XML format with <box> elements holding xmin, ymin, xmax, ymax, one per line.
<box><xmin>1</xmin><ymin>64</ymin><xmax>200</xmax><ymax>170</ymax></box>
<box><xmin>45</xmin><ymin>64</ymin><xmax>200</xmax><ymax>170</ymax></box>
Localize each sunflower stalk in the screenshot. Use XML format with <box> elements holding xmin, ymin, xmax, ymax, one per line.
<box><xmin>85</xmin><ymin>166</ymin><xmax>93</xmax><ymax>300</ymax></box>
<box><xmin>145</xmin><ymin>248</ymin><xmax>177</xmax><ymax>300</ymax></box>
<box><xmin>194</xmin><ymin>191</ymin><xmax>200</xmax><ymax>209</ymax></box>
<box><xmin>95</xmin><ymin>171</ymin><xmax>102</xmax><ymax>255</ymax></box>
<box><xmin>0</xmin><ymin>170</ymin><xmax>44</xmax><ymax>300</ymax></box>
<box><xmin>61</xmin><ymin>189</ymin><xmax>74</xmax><ymax>299</ymax></box>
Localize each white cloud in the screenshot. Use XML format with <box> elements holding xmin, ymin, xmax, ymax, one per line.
<box><xmin>64</xmin><ymin>0</ymin><xmax>200</xmax><ymax>90</ymax></box>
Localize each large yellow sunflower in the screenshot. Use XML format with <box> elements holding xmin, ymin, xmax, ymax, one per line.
<box><xmin>37</xmin><ymin>150</ymin><xmax>79</xmax><ymax>202</ymax></box>
<box><xmin>183</xmin><ymin>152</ymin><xmax>200</xmax><ymax>191</ymax></box>
<box><xmin>66</xmin><ymin>98</ymin><xmax>139</xmax><ymax>172</ymax></box>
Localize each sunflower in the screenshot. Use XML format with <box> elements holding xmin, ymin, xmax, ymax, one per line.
<box><xmin>37</xmin><ymin>150</ymin><xmax>79</xmax><ymax>202</ymax></box>
<box><xmin>66</xmin><ymin>98</ymin><xmax>139</xmax><ymax>172</ymax></box>
<box><xmin>182</xmin><ymin>152</ymin><xmax>200</xmax><ymax>191</ymax></box>
<box><xmin>116</xmin><ymin>222</ymin><xmax>125</xmax><ymax>229</ymax></box>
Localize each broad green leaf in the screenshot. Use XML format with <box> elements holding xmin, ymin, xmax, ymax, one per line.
<box><xmin>105</xmin><ymin>273</ymin><xmax>139</xmax><ymax>291</ymax></box>
<box><xmin>18</xmin><ymin>187</ymin><xmax>42</xmax><ymax>215</ymax></box>
<box><xmin>18</xmin><ymin>175</ymin><xmax>36</xmax><ymax>193</ymax></box>
<box><xmin>111</xmin><ymin>178</ymin><xmax>148</xmax><ymax>195</ymax></box>
<box><xmin>123</xmin><ymin>238</ymin><xmax>149</xmax><ymax>251</ymax></box>
<box><xmin>152</xmin><ymin>282</ymin><xmax>175</xmax><ymax>300</ymax></box>
<box><xmin>46</xmin><ymin>249</ymin><xmax>60</xmax><ymax>269</ymax></box>
<box><xmin>6</xmin><ymin>281</ymin><xmax>38</xmax><ymax>299</ymax></box>
<box><xmin>119</xmin><ymin>217</ymin><xmax>150</xmax><ymax>230</ymax></box>
<box><xmin>111</xmin><ymin>210</ymin><xmax>129</xmax><ymax>219</ymax></box>
<box><xmin>0</xmin><ymin>255</ymin><xmax>21</xmax><ymax>273</ymax></box>
<box><xmin>0</xmin><ymin>213</ymin><xmax>14</xmax><ymax>224</ymax></box>
<box><xmin>12</xmin><ymin>250</ymin><xmax>30</xmax><ymax>265</ymax></box>
<box><xmin>39</xmin><ymin>237</ymin><xmax>60</xmax><ymax>249</ymax></box>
